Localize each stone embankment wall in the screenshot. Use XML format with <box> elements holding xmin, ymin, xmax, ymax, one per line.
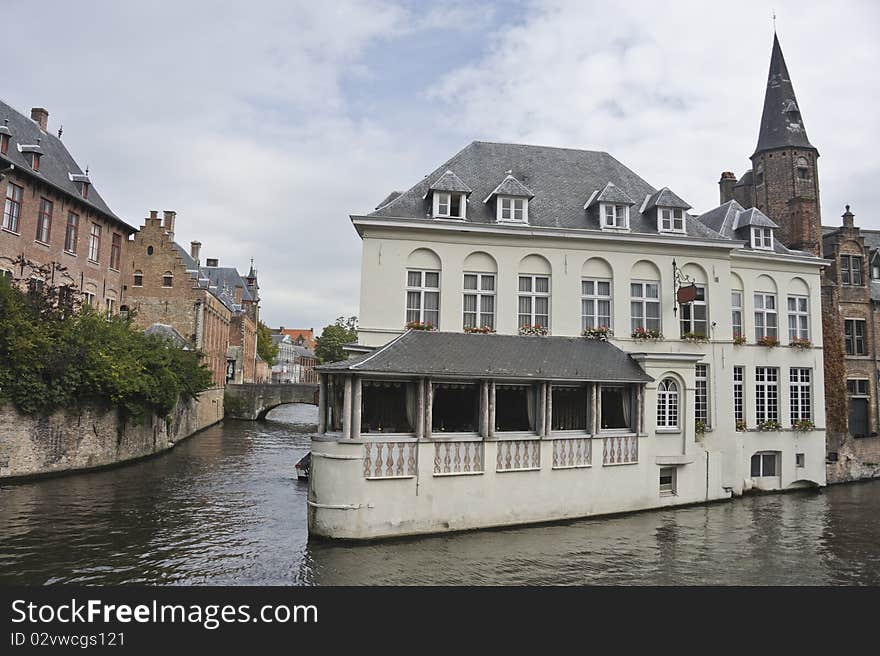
<box><xmin>0</xmin><ymin>387</ymin><xmax>224</xmax><ymax>481</ymax></box>
<box><xmin>827</xmin><ymin>436</ymin><xmax>880</xmax><ymax>484</ymax></box>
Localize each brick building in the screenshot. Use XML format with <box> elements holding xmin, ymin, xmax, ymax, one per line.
<box><xmin>1</xmin><ymin>101</ymin><xmax>136</xmax><ymax>309</ymax></box>
<box><xmin>720</xmin><ymin>34</ymin><xmax>880</xmax><ymax>478</ymax></box>
<box><xmin>125</xmin><ymin>211</ymin><xmax>263</xmax><ymax>386</ymax></box>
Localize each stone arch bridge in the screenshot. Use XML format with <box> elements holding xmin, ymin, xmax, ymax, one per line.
<box><xmin>224</xmin><ymin>383</ymin><xmax>319</xmax><ymax>421</ymax></box>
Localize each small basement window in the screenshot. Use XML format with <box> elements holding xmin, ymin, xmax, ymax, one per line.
<box><xmin>796</xmin><ymin>453</ymin><xmax>805</xmax><ymax>468</ymax></box>
<box><xmin>432</xmin><ymin>382</ymin><xmax>480</xmax><ymax>433</ymax></box>
<box><xmin>750</xmin><ymin>451</ymin><xmax>778</xmax><ymax>477</ymax></box>
<box><xmin>600</xmin><ymin>385</ymin><xmax>631</xmax><ymax>431</ymax></box>
<box><xmin>361</xmin><ymin>380</ymin><xmax>415</xmax><ymax>434</ymax></box>
<box><xmin>659</xmin><ymin>467</ymin><xmax>676</xmax><ymax>495</ymax></box>
<box><xmin>495</xmin><ymin>385</ymin><xmax>533</xmax><ymax>432</ymax></box>
<box><xmin>551</xmin><ymin>385</ymin><xmax>588</xmax><ymax>431</ymax></box>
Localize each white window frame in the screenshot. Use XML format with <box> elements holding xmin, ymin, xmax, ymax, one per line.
<box><xmin>751</xmin><ymin>451</ymin><xmax>778</xmax><ymax>477</ymax></box>
<box><xmin>656</xmin><ymin>378</ymin><xmax>680</xmax><ymax>431</ymax></box>
<box><xmin>88</xmin><ymin>223</ymin><xmax>101</xmax><ymax>263</ymax></box>
<box><xmin>787</xmin><ymin>295</ymin><xmax>810</xmax><ymax>341</ymax></box>
<box><xmin>731</xmin><ymin>290</ymin><xmax>744</xmax><ymax>339</ymax></box>
<box><xmin>406</xmin><ymin>269</ymin><xmax>440</xmax><ymax>327</ymax></box>
<box><xmin>497</xmin><ymin>196</ymin><xmax>528</xmax><ymax>223</ymax></box>
<box><xmin>581</xmin><ymin>278</ymin><xmax>613</xmax><ymax>331</ymax></box>
<box><xmin>680</xmin><ymin>284</ymin><xmax>708</xmax><ymax>337</ymax></box>
<box><xmin>755</xmin><ymin>367</ymin><xmax>779</xmax><ymax>424</ymax></box>
<box><xmin>733</xmin><ymin>366</ymin><xmax>744</xmax><ymax>426</ymax></box>
<box><xmin>517</xmin><ymin>275</ymin><xmax>550</xmax><ymax>329</ymax></box>
<box><xmin>630</xmin><ymin>280</ymin><xmax>661</xmax><ymax>333</ymax></box>
<box><xmin>433</xmin><ymin>192</ymin><xmax>465</xmax><ymax>219</ymax></box>
<box><xmin>659</xmin><ymin>466</ymin><xmax>677</xmax><ymax>496</ymax></box>
<box><xmin>754</xmin><ymin>292</ymin><xmax>777</xmax><ymax>340</ymax></box>
<box><xmin>3</xmin><ymin>181</ymin><xmax>22</xmax><ymax>233</ymax></box>
<box><xmin>601</xmin><ymin>203</ymin><xmax>629</xmax><ymax>230</ymax></box>
<box><xmin>751</xmin><ymin>227</ymin><xmax>774</xmax><ymax>250</ymax></box>
<box><xmin>105</xmin><ymin>297</ymin><xmax>116</xmax><ymax>318</ymax></box>
<box><xmin>695</xmin><ymin>364</ymin><xmax>709</xmax><ymax>427</ymax></box>
<box><xmin>789</xmin><ymin>368</ymin><xmax>812</xmax><ymax>423</ymax></box>
<box><xmin>658</xmin><ymin>207</ymin><xmax>685</xmax><ymax>233</ymax></box>
<box><xmin>463</xmin><ymin>272</ymin><xmax>495</xmax><ymax>330</ymax></box>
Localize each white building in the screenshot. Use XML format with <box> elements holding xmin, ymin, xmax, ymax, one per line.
<box><xmin>310</xmin><ymin>140</ymin><xmax>827</xmax><ymax>540</ymax></box>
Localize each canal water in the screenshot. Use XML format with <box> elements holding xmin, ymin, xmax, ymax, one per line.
<box><xmin>1</xmin><ymin>404</ymin><xmax>879</xmax><ymax>585</ymax></box>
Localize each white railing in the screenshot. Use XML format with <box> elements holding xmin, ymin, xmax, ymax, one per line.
<box><xmin>602</xmin><ymin>435</ymin><xmax>638</xmax><ymax>465</ymax></box>
<box><xmin>363</xmin><ymin>440</ymin><xmax>418</xmax><ymax>479</ymax></box>
<box><xmin>552</xmin><ymin>437</ymin><xmax>591</xmax><ymax>469</ymax></box>
<box><xmin>433</xmin><ymin>440</ymin><xmax>483</xmax><ymax>475</ymax></box>
<box><xmin>496</xmin><ymin>439</ymin><xmax>541</xmax><ymax>472</ymax></box>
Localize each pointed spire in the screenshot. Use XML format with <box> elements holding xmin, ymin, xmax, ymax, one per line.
<box><xmin>753</xmin><ymin>33</ymin><xmax>815</xmax><ymax>155</ymax></box>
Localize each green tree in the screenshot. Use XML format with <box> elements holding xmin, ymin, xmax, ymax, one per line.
<box><xmin>256</xmin><ymin>321</ymin><xmax>279</xmax><ymax>363</ymax></box>
<box><xmin>315</xmin><ymin>316</ymin><xmax>358</xmax><ymax>363</ymax></box>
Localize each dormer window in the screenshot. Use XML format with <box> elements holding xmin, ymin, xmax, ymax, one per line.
<box><xmin>31</xmin><ymin>152</ymin><xmax>41</xmax><ymax>171</ymax></box>
<box><xmin>434</xmin><ymin>192</ymin><xmax>465</xmax><ymax>219</ymax></box>
<box><xmin>82</xmin><ymin>182</ymin><xmax>90</xmax><ymax>199</ymax></box>
<box><xmin>498</xmin><ymin>196</ymin><xmax>527</xmax><ymax>223</ymax></box>
<box><xmin>602</xmin><ymin>203</ymin><xmax>629</xmax><ymax>229</ymax></box>
<box><xmin>0</xmin><ymin>133</ymin><xmax>8</xmax><ymax>156</ymax></box>
<box><xmin>751</xmin><ymin>227</ymin><xmax>774</xmax><ymax>250</ymax></box>
<box><xmin>659</xmin><ymin>208</ymin><xmax>685</xmax><ymax>233</ymax></box>
<box><xmin>796</xmin><ymin>157</ymin><xmax>810</xmax><ymax>181</ymax></box>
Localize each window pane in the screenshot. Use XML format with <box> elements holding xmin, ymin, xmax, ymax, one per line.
<box><xmin>464</xmin><ymin>274</ymin><xmax>477</xmax><ymax>290</ymax></box>
<box><xmin>597</xmin><ymin>281</ymin><xmax>610</xmax><ymax>296</ymax></box>
<box><xmin>424</xmin><ymin>272</ymin><xmax>439</xmax><ymax>288</ymax></box>
<box><xmin>424</xmin><ymin>291</ymin><xmax>439</xmax><ymax>311</ymax></box>
<box><xmin>583</xmin><ymin>280</ymin><xmax>594</xmax><ymax>296</ymax></box>
<box><xmin>519</xmin><ymin>276</ymin><xmax>532</xmax><ymax>292</ymax></box>
<box><xmin>407</xmin><ymin>271</ymin><xmax>421</xmax><ymax>287</ymax></box>
<box><xmin>480</xmin><ymin>295</ymin><xmax>494</xmax><ymax>315</ymax></box>
<box><xmin>535</xmin><ymin>297</ymin><xmax>549</xmax><ymax>315</ymax></box>
<box><xmin>535</xmin><ymin>277</ymin><xmax>549</xmax><ymax>293</ymax></box>
<box><xmin>463</xmin><ymin>294</ymin><xmax>477</xmax><ymax>312</ymax></box>
<box><xmin>481</xmin><ymin>275</ymin><xmax>495</xmax><ymax>291</ymax></box>
<box><xmin>646</xmin><ymin>284</ymin><xmax>659</xmax><ymax>299</ymax></box>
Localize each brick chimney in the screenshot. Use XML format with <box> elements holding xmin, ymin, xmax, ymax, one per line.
<box><xmin>842</xmin><ymin>205</ymin><xmax>855</xmax><ymax>229</ymax></box>
<box><xmin>234</xmin><ymin>285</ymin><xmax>243</xmax><ymax>305</ymax></box>
<box><xmin>719</xmin><ymin>171</ymin><xmax>737</xmax><ymax>205</ymax></box>
<box><xmin>30</xmin><ymin>108</ymin><xmax>48</xmax><ymax>132</ymax></box>
<box><xmin>190</xmin><ymin>240</ymin><xmax>201</xmax><ymax>265</ymax></box>
<box><xmin>162</xmin><ymin>210</ymin><xmax>176</xmax><ymax>238</ymax></box>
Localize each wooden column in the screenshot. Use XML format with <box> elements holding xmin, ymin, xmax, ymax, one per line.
<box><xmin>591</xmin><ymin>384</ymin><xmax>599</xmax><ymax>434</ymax></box>
<box><xmin>342</xmin><ymin>375</ymin><xmax>353</xmax><ymax>439</ymax></box>
<box><xmin>481</xmin><ymin>380</ymin><xmax>490</xmax><ymax>437</ymax></box>
<box><xmin>425</xmin><ymin>379</ymin><xmax>433</xmax><ymax>439</ymax></box>
<box><xmin>545</xmin><ymin>383</ymin><xmax>553</xmax><ymax>436</ymax></box>
<box><xmin>317</xmin><ymin>374</ymin><xmax>327</xmax><ymax>434</ymax></box>
<box><xmin>351</xmin><ymin>377</ymin><xmax>362</xmax><ymax>440</ymax></box>
<box><xmin>489</xmin><ymin>381</ymin><xmax>496</xmax><ymax>438</ymax></box>
<box><xmin>537</xmin><ymin>383</ymin><xmax>546</xmax><ymax>437</ymax></box>
<box><xmin>416</xmin><ymin>379</ymin><xmax>425</xmax><ymax>439</ymax></box>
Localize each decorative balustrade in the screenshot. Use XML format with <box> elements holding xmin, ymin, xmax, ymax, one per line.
<box><xmin>552</xmin><ymin>437</ymin><xmax>591</xmax><ymax>469</ymax></box>
<box><xmin>363</xmin><ymin>440</ymin><xmax>418</xmax><ymax>479</ymax></box>
<box><xmin>496</xmin><ymin>439</ymin><xmax>541</xmax><ymax>472</ymax></box>
<box><xmin>602</xmin><ymin>435</ymin><xmax>638</xmax><ymax>465</ymax></box>
<box><xmin>433</xmin><ymin>440</ymin><xmax>483</xmax><ymax>475</ymax></box>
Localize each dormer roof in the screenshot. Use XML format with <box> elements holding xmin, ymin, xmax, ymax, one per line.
<box><xmin>643</xmin><ymin>186</ymin><xmax>691</xmax><ymax>211</ymax></box>
<box><xmin>483</xmin><ymin>174</ymin><xmax>535</xmax><ymax>203</ymax></box>
<box><xmin>585</xmin><ymin>181</ymin><xmax>635</xmax><ymax>209</ymax></box>
<box><xmin>733</xmin><ymin>207</ymin><xmax>778</xmax><ymax>230</ymax></box>
<box><xmin>18</xmin><ymin>142</ymin><xmax>43</xmax><ymax>154</ymax></box>
<box><xmin>0</xmin><ymin>119</ymin><xmax>10</xmax><ymax>137</ymax></box>
<box><xmin>423</xmin><ymin>169</ymin><xmax>472</xmax><ymax>198</ymax></box>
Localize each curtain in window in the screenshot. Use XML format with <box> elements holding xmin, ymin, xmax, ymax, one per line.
<box><xmin>405</xmin><ymin>383</ymin><xmax>417</xmax><ymax>432</ymax></box>
<box><xmin>622</xmin><ymin>388</ymin><xmax>632</xmax><ymax>429</ymax></box>
<box><xmin>526</xmin><ymin>388</ymin><xmax>535</xmax><ymax>430</ymax></box>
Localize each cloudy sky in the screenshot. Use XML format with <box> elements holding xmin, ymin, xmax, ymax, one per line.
<box><xmin>2</xmin><ymin>0</ymin><xmax>878</xmax><ymax>330</ymax></box>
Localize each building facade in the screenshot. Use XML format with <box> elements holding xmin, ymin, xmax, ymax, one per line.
<box><xmin>311</xmin><ymin>139</ymin><xmax>827</xmax><ymax>537</ymax></box>
<box><xmin>719</xmin><ymin>34</ymin><xmax>880</xmax><ymax>480</ymax></box>
<box><xmin>271</xmin><ymin>335</ymin><xmax>318</xmax><ymax>383</ymax></box>
<box><xmin>1</xmin><ymin>101</ymin><xmax>135</xmax><ymax>310</ymax></box>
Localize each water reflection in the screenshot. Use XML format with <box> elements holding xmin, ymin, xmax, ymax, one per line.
<box><xmin>1</xmin><ymin>403</ymin><xmax>878</xmax><ymax>585</ymax></box>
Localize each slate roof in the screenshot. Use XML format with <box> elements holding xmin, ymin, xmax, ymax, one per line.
<box><xmin>145</xmin><ymin>323</ymin><xmax>190</xmax><ymax>348</ymax></box>
<box><xmin>368</xmin><ymin>141</ymin><xmax>728</xmax><ymax>240</ymax></box>
<box><xmin>735</xmin><ymin>170</ymin><xmax>754</xmax><ymax>187</ymax></box>
<box><xmin>0</xmin><ymin>99</ymin><xmax>134</xmax><ymax>232</ymax></box>
<box><xmin>170</xmin><ymin>241</ymin><xmax>253</xmax><ymax>311</ymax></box>
<box><xmin>318</xmin><ymin>330</ymin><xmax>653</xmax><ymax>383</ymax></box>
<box><xmin>376</xmin><ymin>191</ymin><xmax>401</xmax><ymax>210</ymax></box>
<box><xmin>426</xmin><ymin>169</ymin><xmax>472</xmax><ymax>196</ymax></box>
<box><xmin>694</xmin><ymin>200</ymin><xmax>808</xmax><ymax>256</ymax></box>
<box><xmin>484</xmin><ymin>174</ymin><xmax>535</xmax><ymax>201</ymax></box>
<box><xmin>733</xmin><ymin>207</ymin><xmax>778</xmax><ymax>230</ymax></box>
<box><xmin>588</xmin><ymin>181</ymin><xmax>635</xmax><ymax>207</ymax></box>
<box><xmin>754</xmin><ymin>34</ymin><xmax>815</xmax><ymax>154</ymax></box>
<box><xmin>644</xmin><ymin>186</ymin><xmax>691</xmax><ymax>211</ymax></box>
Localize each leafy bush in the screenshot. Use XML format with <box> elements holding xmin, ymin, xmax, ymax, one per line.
<box><xmin>0</xmin><ymin>273</ymin><xmax>211</xmax><ymax>420</ymax></box>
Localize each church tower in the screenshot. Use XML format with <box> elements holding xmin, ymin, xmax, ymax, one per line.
<box><xmin>720</xmin><ymin>34</ymin><xmax>822</xmax><ymax>256</ymax></box>
<box><xmin>751</xmin><ymin>33</ymin><xmax>822</xmax><ymax>254</ymax></box>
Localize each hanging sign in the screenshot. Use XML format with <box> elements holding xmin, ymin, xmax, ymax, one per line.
<box><xmin>677</xmin><ymin>283</ymin><xmax>698</xmax><ymax>304</ymax></box>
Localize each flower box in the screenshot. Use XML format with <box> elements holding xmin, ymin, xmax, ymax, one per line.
<box><xmin>405</xmin><ymin>321</ymin><xmax>435</xmax><ymax>331</ymax></box>
<box><xmin>695</xmin><ymin>420</ymin><xmax>708</xmax><ymax>435</ymax></box>
<box><xmin>682</xmin><ymin>332</ymin><xmax>709</xmax><ymax>343</ymax></box>
<box><xmin>519</xmin><ymin>324</ymin><xmax>549</xmax><ymax>336</ymax></box>
<box><xmin>735</xmin><ymin>420</ymin><xmax>747</xmax><ymax>432</ymax></box>
<box><xmin>793</xmin><ymin>418</ymin><xmax>815</xmax><ymax>431</ymax></box>
<box><xmin>790</xmin><ymin>337</ymin><xmax>812</xmax><ymax>349</ymax></box>
<box><xmin>756</xmin><ymin>335</ymin><xmax>779</xmax><ymax>348</ymax></box>
<box><xmin>732</xmin><ymin>333</ymin><xmax>747</xmax><ymax>346</ymax></box>
<box><xmin>583</xmin><ymin>326</ymin><xmax>612</xmax><ymax>340</ymax></box>
<box><xmin>756</xmin><ymin>419</ymin><xmax>781</xmax><ymax>431</ymax></box>
<box><xmin>464</xmin><ymin>325</ymin><xmax>496</xmax><ymax>334</ymax></box>
<box><xmin>632</xmin><ymin>327</ymin><xmax>663</xmax><ymax>340</ymax></box>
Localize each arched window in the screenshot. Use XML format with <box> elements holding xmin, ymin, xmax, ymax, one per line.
<box><xmin>755</xmin><ymin>163</ymin><xmax>765</xmax><ymax>187</ymax></box>
<box><xmin>657</xmin><ymin>378</ymin><xmax>679</xmax><ymax>429</ymax></box>
<box><xmin>796</xmin><ymin>157</ymin><xmax>810</xmax><ymax>181</ymax></box>
<box><xmin>133</xmin><ymin>270</ymin><xmax>143</xmax><ymax>287</ymax></box>
<box><xmin>162</xmin><ymin>271</ymin><xmax>173</xmax><ymax>287</ymax></box>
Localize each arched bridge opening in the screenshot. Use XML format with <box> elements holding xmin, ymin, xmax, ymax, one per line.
<box><xmin>224</xmin><ymin>383</ymin><xmax>319</xmax><ymax>421</ymax></box>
